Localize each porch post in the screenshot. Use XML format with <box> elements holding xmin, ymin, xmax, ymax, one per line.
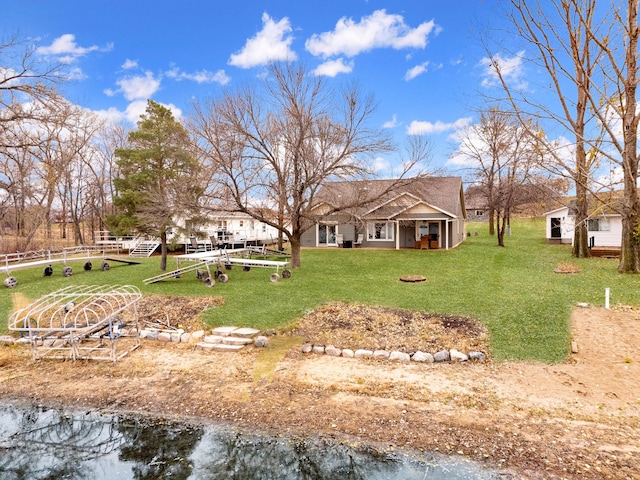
<box><xmin>445</xmin><ymin>220</ymin><xmax>449</xmax><ymax>251</ymax></box>
<box><xmin>395</xmin><ymin>221</ymin><xmax>400</xmax><ymax>250</ymax></box>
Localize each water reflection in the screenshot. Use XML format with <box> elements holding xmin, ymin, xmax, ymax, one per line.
<box><xmin>0</xmin><ymin>405</ymin><xmax>507</xmax><ymax>479</ymax></box>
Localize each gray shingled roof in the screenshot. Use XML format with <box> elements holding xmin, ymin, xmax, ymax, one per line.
<box><xmin>314</xmin><ymin>176</ymin><xmax>463</xmax><ymax>218</ymax></box>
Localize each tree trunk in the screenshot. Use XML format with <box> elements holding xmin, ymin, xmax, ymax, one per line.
<box><xmin>572</xmin><ymin>180</ymin><xmax>590</xmax><ymax>258</ymax></box>
<box><xmin>289</xmin><ymin>236</ymin><xmax>301</xmax><ymax>269</ymax></box>
<box><xmin>619</xmin><ymin>200</ymin><xmax>640</xmax><ymax>273</ymax></box>
<box><xmin>73</xmin><ymin>221</ymin><xmax>84</xmax><ymax>245</ymax></box>
<box><xmin>496</xmin><ymin>212</ymin><xmax>506</xmax><ymax>247</ymax></box>
<box><xmin>618</xmin><ymin>0</ymin><xmax>640</xmax><ymax>273</ymax></box>
<box><xmin>618</xmin><ymin>147</ymin><xmax>640</xmax><ymax>273</ymax></box>
<box><xmin>160</xmin><ymin>230</ymin><xmax>168</xmax><ymax>271</ymax></box>
<box><xmin>489</xmin><ymin>208</ymin><xmax>495</xmax><ymax>236</ymax></box>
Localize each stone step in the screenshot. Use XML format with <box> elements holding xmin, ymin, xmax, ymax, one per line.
<box><xmin>222</xmin><ymin>336</ymin><xmax>254</xmax><ymax>346</ymax></box>
<box><xmin>231</xmin><ymin>327</ymin><xmax>261</xmax><ymax>338</ymax></box>
<box><xmin>211</xmin><ymin>326</ymin><xmax>261</xmax><ymax>338</ymax></box>
<box><xmin>196</xmin><ymin>342</ymin><xmax>244</xmax><ymax>352</ymax></box>
<box><xmin>211</xmin><ymin>326</ymin><xmax>238</xmax><ymax>337</ymax></box>
<box><xmin>203</xmin><ymin>335</ymin><xmax>225</xmax><ymax>344</ymax></box>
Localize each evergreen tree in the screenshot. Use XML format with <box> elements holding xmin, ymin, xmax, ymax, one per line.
<box><xmin>109</xmin><ymin>100</ymin><xmax>201</xmax><ymax>270</ymax></box>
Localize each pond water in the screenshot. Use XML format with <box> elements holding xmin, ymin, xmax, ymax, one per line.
<box><xmin>0</xmin><ymin>404</ymin><xmax>510</xmax><ymax>479</ymax></box>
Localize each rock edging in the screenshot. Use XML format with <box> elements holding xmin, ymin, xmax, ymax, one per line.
<box><xmin>300</xmin><ymin>343</ymin><xmax>486</xmax><ymax>363</ymax></box>
<box><xmin>0</xmin><ymin>325</ymin><xmax>268</xmax><ymax>354</ymax></box>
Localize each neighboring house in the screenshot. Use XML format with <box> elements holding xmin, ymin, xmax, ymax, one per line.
<box><xmin>175</xmin><ymin>211</ymin><xmax>280</xmax><ymax>250</ymax></box>
<box><xmin>465</xmin><ymin>183</ymin><xmax>566</xmax><ymax>222</ymax></box>
<box><xmin>464</xmin><ymin>186</ymin><xmax>490</xmax><ymax>222</ymax></box>
<box><xmin>544</xmin><ymin>199</ymin><xmax>622</xmax><ymax>247</ymax></box>
<box><xmin>302</xmin><ymin>176</ymin><xmax>467</xmax><ymax>250</ymax></box>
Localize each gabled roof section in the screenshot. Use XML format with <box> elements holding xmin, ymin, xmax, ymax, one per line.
<box><xmin>363</xmin><ymin>192</ymin><xmax>422</xmax><ymax>216</ymax></box>
<box><xmin>543</xmin><ymin>206</ymin><xmax>569</xmax><ymax>216</ymax></box>
<box><xmin>309</xmin><ymin>200</ymin><xmax>336</xmax><ymax>215</ymax></box>
<box><xmin>365</xmin><ymin>192</ymin><xmax>455</xmax><ymax>218</ymax></box>
<box><xmin>314</xmin><ymin>176</ymin><xmax>464</xmax><ymax>220</ymax></box>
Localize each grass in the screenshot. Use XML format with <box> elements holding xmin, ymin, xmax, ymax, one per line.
<box><xmin>252</xmin><ymin>335</ymin><xmax>306</xmax><ymax>382</ymax></box>
<box><xmin>3</xmin><ymin>218</ymin><xmax>640</xmax><ymax>363</ymax></box>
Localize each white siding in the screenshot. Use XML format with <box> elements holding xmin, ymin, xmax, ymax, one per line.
<box><xmin>545</xmin><ymin>207</ymin><xmax>574</xmax><ymax>244</ymax></box>
<box><xmin>546</xmin><ymin>208</ymin><xmax>623</xmax><ymax>247</ymax></box>
<box><xmin>588</xmin><ymin>216</ymin><xmax>622</xmax><ymax>247</ymax></box>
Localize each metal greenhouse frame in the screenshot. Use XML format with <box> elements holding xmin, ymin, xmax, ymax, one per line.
<box><xmin>8</xmin><ymin>284</ymin><xmax>142</xmax><ymax>362</ymax></box>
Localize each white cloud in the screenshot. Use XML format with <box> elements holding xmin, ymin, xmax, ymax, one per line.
<box><xmin>116</xmin><ymin>72</ymin><xmax>161</xmax><ymax>101</ymax></box>
<box><xmin>66</xmin><ymin>67</ymin><xmax>86</xmax><ymax>81</ymax></box>
<box><xmin>0</xmin><ymin>67</ymin><xmax>19</xmax><ymax>87</ymax></box>
<box><xmin>125</xmin><ymin>99</ymin><xmax>149</xmax><ymax>123</ymax></box>
<box><xmin>305</xmin><ymin>9</ymin><xmax>440</xmax><ymax>58</ymax></box>
<box><xmin>166</xmin><ymin>67</ymin><xmax>231</xmax><ymax>85</ymax></box>
<box><xmin>122</xmin><ymin>59</ymin><xmax>138</xmax><ymax>70</ymax></box>
<box><xmin>407</xmin><ymin>117</ymin><xmax>472</xmax><ymax>135</ymax></box>
<box><xmin>312</xmin><ymin>58</ymin><xmax>353</xmax><ymax>77</ymax></box>
<box><xmin>404</xmin><ymin>61</ymin><xmax>429</xmax><ymax>81</ymax></box>
<box><xmin>94</xmin><ymin>106</ymin><xmax>126</xmax><ymax>124</ymax></box>
<box><xmin>122</xmin><ymin>99</ymin><xmax>182</xmax><ymax>124</ymax></box>
<box><xmin>36</xmin><ymin>34</ymin><xmax>105</xmax><ymax>62</ymax></box>
<box><xmin>595</xmin><ymin>166</ymin><xmax>624</xmax><ymax>190</ymax></box>
<box><xmin>479</xmin><ymin>51</ymin><xmax>527</xmax><ymax>89</ymax></box>
<box><xmin>373</xmin><ymin>157</ymin><xmax>391</xmax><ymax>172</ymax></box>
<box><xmin>382</xmin><ymin>114</ymin><xmax>399</xmax><ymax>129</ymax></box>
<box><xmin>228</xmin><ymin>13</ymin><xmax>297</xmax><ymax>68</ymax></box>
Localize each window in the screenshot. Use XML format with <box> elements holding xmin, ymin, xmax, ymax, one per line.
<box><xmin>239</xmin><ymin>220</ymin><xmax>244</xmax><ymax>227</ymax></box>
<box><xmin>588</xmin><ymin>218</ymin><xmax>610</xmax><ymax>232</ymax></box>
<box><xmin>367</xmin><ymin>221</ymin><xmax>394</xmax><ymax>241</ymax></box>
<box><xmin>475</xmin><ymin>210</ymin><xmax>484</xmax><ymax>216</ymax></box>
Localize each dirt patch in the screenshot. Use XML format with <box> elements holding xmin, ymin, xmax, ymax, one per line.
<box><xmin>288</xmin><ymin>303</ymin><xmax>488</xmax><ymax>354</ymax></box>
<box><xmin>135</xmin><ymin>294</ymin><xmax>223</xmax><ymax>331</ymax></box>
<box><xmin>1</xmin><ymin>300</ymin><xmax>639</xmax><ymax>479</ymax></box>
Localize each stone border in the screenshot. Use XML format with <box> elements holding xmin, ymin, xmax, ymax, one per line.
<box><xmin>2</xmin><ymin>331</ymin><xmax>486</xmax><ymax>364</ymax></box>
<box><xmin>0</xmin><ymin>325</ymin><xmax>268</xmax><ymax>354</ymax></box>
<box><xmin>300</xmin><ymin>343</ymin><xmax>486</xmax><ymax>363</ymax></box>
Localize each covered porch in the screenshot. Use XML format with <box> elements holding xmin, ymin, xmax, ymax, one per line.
<box><xmin>307</xmin><ymin>217</ymin><xmax>457</xmax><ymax>250</ymax></box>
<box><xmin>388</xmin><ymin>218</ymin><xmax>454</xmax><ymax>250</ymax></box>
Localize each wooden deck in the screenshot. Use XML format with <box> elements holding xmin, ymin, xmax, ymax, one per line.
<box><xmin>589</xmin><ymin>247</ymin><xmax>620</xmax><ymax>258</ymax></box>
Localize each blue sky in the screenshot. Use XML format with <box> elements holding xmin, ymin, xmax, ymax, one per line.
<box><xmin>2</xmin><ymin>1</ymin><xmax>512</xmax><ymax>173</ymax></box>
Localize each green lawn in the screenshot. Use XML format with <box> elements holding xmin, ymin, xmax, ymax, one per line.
<box><xmin>3</xmin><ymin>218</ymin><xmax>640</xmax><ymax>362</ymax></box>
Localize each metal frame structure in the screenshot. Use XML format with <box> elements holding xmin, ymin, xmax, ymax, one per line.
<box><xmin>143</xmin><ymin>247</ymin><xmax>291</xmax><ymax>286</ymax></box>
<box><xmin>8</xmin><ymin>285</ymin><xmax>142</xmax><ymax>362</ymax></box>
<box><xmin>2</xmin><ymin>247</ymin><xmax>140</xmax><ymax>289</ymax></box>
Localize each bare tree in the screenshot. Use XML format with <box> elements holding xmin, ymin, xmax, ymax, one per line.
<box><xmin>84</xmin><ymin>121</ymin><xmax>131</xmax><ymax>237</ymax></box>
<box><xmin>453</xmin><ymin>107</ymin><xmax>542</xmax><ymax>246</ymax></box>
<box><xmin>0</xmin><ymin>141</ymin><xmax>44</xmax><ymax>249</ymax></box>
<box><xmin>584</xmin><ymin>0</ymin><xmax>640</xmax><ymax>272</ymax></box>
<box><xmin>189</xmin><ymin>62</ymin><xmax>429</xmax><ymax>268</ymax></box>
<box><xmin>485</xmin><ymin>0</ymin><xmax>607</xmax><ymax>258</ymax></box>
<box><xmin>55</xmin><ymin>108</ymin><xmax>106</xmax><ymax>245</ymax></box>
<box><xmin>1</xmin><ymin>34</ymin><xmax>72</xmax><ymax>250</ymax></box>
<box><xmin>1</xmin><ymin>34</ymin><xmax>65</xmax><ymax>146</ymax></box>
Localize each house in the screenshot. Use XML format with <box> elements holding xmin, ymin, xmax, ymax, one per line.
<box><xmin>544</xmin><ymin>198</ymin><xmax>622</xmax><ymax>247</ymax></box>
<box><xmin>466</xmin><ymin>183</ymin><xmax>566</xmax><ymax>222</ymax></box>
<box><xmin>464</xmin><ymin>186</ymin><xmax>490</xmax><ymax>222</ymax></box>
<box><xmin>175</xmin><ymin>211</ymin><xmax>280</xmax><ymax>251</ymax></box>
<box><xmin>301</xmin><ymin>176</ymin><xmax>467</xmax><ymax>250</ymax></box>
